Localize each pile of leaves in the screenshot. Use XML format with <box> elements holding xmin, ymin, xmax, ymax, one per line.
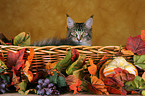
<box><xmin>1</xmin><ymin>30</ymin><xmax>145</xmax><ymax>96</ymax></box>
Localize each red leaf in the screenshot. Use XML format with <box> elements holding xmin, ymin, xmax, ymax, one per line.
<box><xmin>31</xmin><ymin>71</ymin><xmax>45</xmax><ymax>83</ymax></box>
<box><xmin>126</xmin><ymin>35</ymin><xmax>145</xmax><ymax>55</ymax></box>
<box><xmin>6</xmin><ymin>48</ymin><xmax>25</xmax><ymax>70</ymax></box>
<box><xmin>71</xmin><ymin>48</ymin><xmax>79</xmax><ymax>62</ymax></box>
<box><xmin>0</xmin><ymin>53</ymin><xmax>4</xmax><ymax>61</ymax></box>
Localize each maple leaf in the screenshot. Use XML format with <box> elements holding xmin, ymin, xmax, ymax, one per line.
<box><xmin>23</xmin><ymin>48</ymin><xmax>34</xmax><ymax>82</ymax></box>
<box><xmin>69</xmin><ymin>78</ymin><xmax>82</xmax><ymax>94</ymax></box>
<box><xmin>126</xmin><ymin>35</ymin><xmax>145</xmax><ymax>55</ymax></box>
<box><xmin>6</xmin><ymin>48</ymin><xmax>25</xmax><ymax>70</ymax></box>
<box><xmin>88</xmin><ymin>76</ymin><xmax>109</xmax><ymax>95</ymax></box>
<box><xmin>88</xmin><ymin>59</ymin><xmax>97</xmax><ymax>76</ymax></box>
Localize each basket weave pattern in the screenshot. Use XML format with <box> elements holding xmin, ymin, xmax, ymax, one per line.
<box><xmin>0</xmin><ymin>45</ymin><xmax>133</xmax><ymax>73</ymax></box>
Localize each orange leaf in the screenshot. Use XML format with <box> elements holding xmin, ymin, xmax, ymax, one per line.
<box><xmin>69</xmin><ymin>78</ymin><xmax>82</xmax><ymax>94</ymax></box>
<box><xmin>89</xmin><ymin>76</ymin><xmax>109</xmax><ymax>95</ymax></box>
<box><xmin>141</xmin><ymin>30</ymin><xmax>145</xmax><ymax>42</ymax></box>
<box><xmin>23</xmin><ymin>48</ymin><xmax>34</xmax><ymax>82</ymax></box>
<box><xmin>121</xmin><ymin>49</ymin><xmax>134</xmax><ymax>55</ymax></box>
<box><xmin>88</xmin><ymin>59</ymin><xmax>97</xmax><ymax>76</ymax></box>
<box><xmin>45</xmin><ymin>62</ymin><xmax>57</xmax><ymax>75</ymax></box>
<box><xmin>142</xmin><ymin>72</ymin><xmax>145</xmax><ymax>81</ymax></box>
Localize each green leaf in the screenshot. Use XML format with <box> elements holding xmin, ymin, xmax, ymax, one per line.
<box><xmin>47</xmin><ymin>71</ymin><xmax>58</xmax><ymax>84</ymax></box>
<box><xmin>14</xmin><ymin>32</ymin><xmax>30</xmax><ymax>46</ymax></box>
<box><xmin>53</xmin><ymin>50</ymin><xmax>73</xmax><ymax>74</ymax></box>
<box><xmin>18</xmin><ymin>81</ymin><xmax>27</xmax><ymax>91</ymax></box>
<box><xmin>0</xmin><ymin>60</ymin><xmax>8</xmax><ymax>69</ymax></box>
<box><xmin>66</xmin><ymin>54</ymin><xmax>86</xmax><ymax>75</ymax></box>
<box><xmin>1</xmin><ymin>75</ymin><xmax>10</xmax><ymax>83</ymax></box>
<box><xmin>20</xmin><ymin>33</ymin><xmax>30</xmax><ymax>46</ymax></box>
<box><xmin>134</xmin><ymin>55</ymin><xmax>145</xmax><ymax>69</ymax></box>
<box><xmin>0</xmin><ymin>69</ymin><xmax>4</xmax><ymax>73</ymax></box>
<box><xmin>125</xmin><ymin>76</ymin><xmax>145</xmax><ymax>91</ymax></box>
<box><xmin>57</xmin><ymin>76</ymin><xmax>66</xmax><ymax>88</ymax></box>
<box><xmin>142</xmin><ymin>90</ymin><xmax>145</xmax><ymax>96</ymax></box>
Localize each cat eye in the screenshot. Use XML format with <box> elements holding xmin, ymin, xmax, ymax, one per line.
<box><xmin>71</xmin><ymin>32</ymin><xmax>77</xmax><ymax>36</ymax></box>
<box><xmin>82</xmin><ymin>32</ymin><xmax>88</xmax><ymax>36</ymax></box>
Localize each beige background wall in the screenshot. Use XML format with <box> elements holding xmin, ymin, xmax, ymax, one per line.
<box><xmin>0</xmin><ymin>0</ymin><xmax>145</xmax><ymax>46</ymax></box>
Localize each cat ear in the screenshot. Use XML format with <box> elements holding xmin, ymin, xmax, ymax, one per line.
<box><xmin>67</xmin><ymin>14</ymin><xmax>75</xmax><ymax>28</ymax></box>
<box><xmin>85</xmin><ymin>15</ymin><xmax>93</xmax><ymax>29</ymax></box>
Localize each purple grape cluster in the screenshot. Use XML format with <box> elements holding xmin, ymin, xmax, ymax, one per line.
<box><xmin>0</xmin><ymin>77</ymin><xmax>8</xmax><ymax>94</ymax></box>
<box><xmin>36</xmin><ymin>78</ymin><xmax>60</xmax><ymax>95</ymax></box>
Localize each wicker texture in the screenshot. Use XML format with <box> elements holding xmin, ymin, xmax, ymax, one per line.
<box><xmin>0</xmin><ymin>45</ymin><xmax>133</xmax><ymax>73</ymax></box>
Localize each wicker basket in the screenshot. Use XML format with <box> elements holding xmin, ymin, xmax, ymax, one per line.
<box><xmin>0</xmin><ymin>45</ymin><xmax>133</xmax><ymax>74</ymax></box>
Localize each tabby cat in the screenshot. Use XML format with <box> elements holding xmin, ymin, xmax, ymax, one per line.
<box><xmin>33</xmin><ymin>15</ymin><xmax>93</xmax><ymax>46</ymax></box>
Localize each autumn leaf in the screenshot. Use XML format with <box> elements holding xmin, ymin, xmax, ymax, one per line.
<box><xmin>31</xmin><ymin>71</ymin><xmax>45</xmax><ymax>83</ymax></box>
<box><xmin>69</xmin><ymin>78</ymin><xmax>82</xmax><ymax>94</ymax></box>
<box><xmin>65</xmin><ymin>75</ymin><xmax>77</xmax><ymax>86</ymax></box>
<box><xmin>126</xmin><ymin>35</ymin><xmax>145</xmax><ymax>55</ymax></box>
<box><xmin>141</xmin><ymin>30</ymin><xmax>145</xmax><ymax>42</ymax></box>
<box><xmin>6</xmin><ymin>48</ymin><xmax>25</xmax><ymax>70</ymax></box>
<box><xmin>114</xmin><ymin>67</ymin><xmax>135</xmax><ymax>81</ymax></box>
<box><xmin>66</xmin><ymin>54</ymin><xmax>86</xmax><ymax>75</ymax></box>
<box><xmin>121</xmin><ymin>49</ymin><xmax>134</xmax><ymax>55</ymax></box>
<box><xmin>0</xmin><ymin>53</ymin><xmax>4</xmax><ymax>61</ymax></box>
<box><xmin>97</xmin><ymin>55</ymin><xmax>108</xmax><ymax>69</ymax></box>
<box><xmin>45</xmin><ymin>62</ymin><xmax>57</xmax><ymax>75</ymax></box>
<box><xmin>88</xmin><ymin>76</ymin><xmax>109</xmax><ymax>95</ymax></box>
<box><xmin>23</xmin><ymin>48</ymin><xmax>34</xmax><ymax>82</ymax></box>
<box><xmin>88</xmin><ymin>59</ymin><xmax>97</xmax><ymax>76</ymax></box>
<box><xmin>11</xmin><ymin>68</ymin><xmax>20</xmax><ymax>91</ymax></box>
<box><xmin>71</xmin><ymin>48</ymin><xmax>79</xmax><ymax>62</ymax></box>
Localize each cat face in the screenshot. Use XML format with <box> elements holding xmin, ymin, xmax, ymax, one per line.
<box><xmin>67</xmin><ymin>15</ymin><xmax>93</xmax><ymax>46</ymax></box>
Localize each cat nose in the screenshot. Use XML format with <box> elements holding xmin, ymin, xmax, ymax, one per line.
<box><xmin>77</xmin><ymin>38</ymin><xmax>81</xmax><ymax>42</ymax></box>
